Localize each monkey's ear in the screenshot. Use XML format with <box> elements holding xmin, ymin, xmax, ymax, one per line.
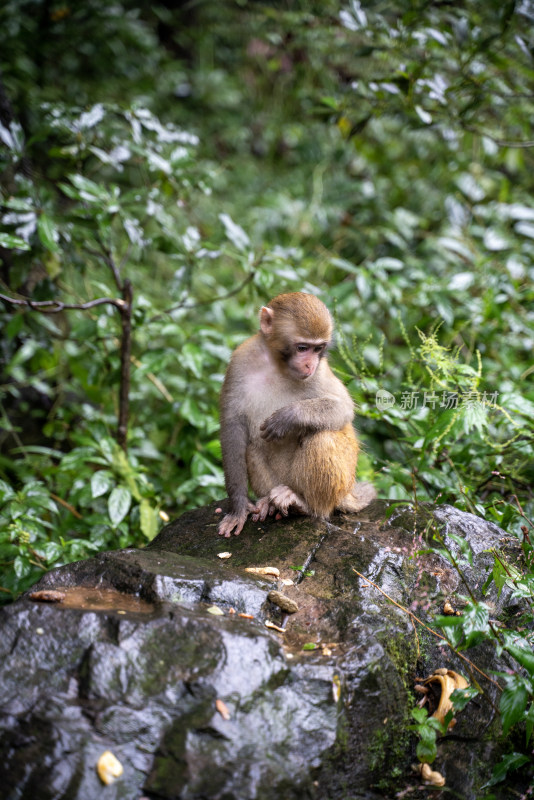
<box><xmin>259</xmin><ymin>306</ymin><xmax>274</xmax><ymax>335</ymax></box>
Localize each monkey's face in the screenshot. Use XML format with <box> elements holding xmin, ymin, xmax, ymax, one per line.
<box><xmin>287</xmin><ymin>341</ymin><xmax>327</xmax><ymax>380</ymax></box>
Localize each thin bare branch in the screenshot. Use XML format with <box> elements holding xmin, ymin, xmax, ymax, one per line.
<box><xmin>461</xmin><ymin>124</ymin><xmax>534</xmax><ymax>148</ymax></box>
<box><xmin>148</xmin><ymin>268</ymin><xmax>257</xmax><ymax>323</ymax></box>
<box><xmin>131</xmin><ymin>355</ymin><xmax>174</xmax><ymax>402</ymax></box>
<box><xmin>98</xmin><ymin>241</ymin><xmax>122</xmax><ymax>291</ymax></box>
<box><xmin>50</xmin><ymin>492</ymin><xmax>83</xmax><ymax>519</ymax></box>
<box><xmin>0</xmin><ymin>293</ymin><xmax>125</xmax><ymax>312</ymax></box>
<box><xmin>86</xmin><ymin>236</ymin><xmax>123</xmax><ymax>292</ymax></box>
<box><xmin>117</xmin><ymin>279</ymin><xmax>133</xmax><ymax>451</ymax></box>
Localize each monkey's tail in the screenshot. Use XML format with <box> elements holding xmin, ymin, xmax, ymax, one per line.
<box><xmin>337</xmin><ymin>481</ymin><xmax>377</xmax><ymax>513</ymax></box>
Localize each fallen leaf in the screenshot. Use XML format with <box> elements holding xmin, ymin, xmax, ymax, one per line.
<box><xmin>245</xmin><ymin>566</ymin><xmax>280</xmax><ymax>578</ymax></box>
<box><xmin>29</xmin><ymin>590</ymin><xmax>65</xmax><ymax>603</ymax></box>
<box><xmin>332</xmin><ymin>674</ymin><xmax>341</xmax><ymax>702</ymax></box>
<box><xmin>97</xmin><ymin>751</ymin><xmax>123</xmax><ymax>785</ymax></box>
<box><xmin>216</xmin><ymin>699</ymin><xmax>231</xmax><ymax>720</ymax></box>
<box><xmin>267</xmin><ymin>590</ymin><xmax>298</xmax><ymax>614</ymax></box>
<box><xmin>265</xmin><ymin>620</ymin><xmax>286</xmax><ymax>633</ymax></box>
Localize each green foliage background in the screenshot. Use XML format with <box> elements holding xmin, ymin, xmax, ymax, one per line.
<box><xmin>0</xmin><ymin>0</ymin><xmax>533</xmax><ymax>784</ymax></box>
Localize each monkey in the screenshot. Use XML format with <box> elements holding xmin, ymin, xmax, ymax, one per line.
<box><xmin>218</xmin><ymin>291</ymin><xmax>376</xmax><ymax>537</ymax></box>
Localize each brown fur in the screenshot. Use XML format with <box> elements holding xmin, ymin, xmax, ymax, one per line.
<box><xmin>218</xmin><ymin>292</ymin><xmax>376</xmax><ymax>537</ymax></box>
<box><xmin>291</xmin><ymin>423</ymin><xmax>359</xmax><ymax>516</ymax></box>
<box><xmin>267</xmin><ymin>292</ymin><xmax>333</xmax><ymax>342</ymax></box>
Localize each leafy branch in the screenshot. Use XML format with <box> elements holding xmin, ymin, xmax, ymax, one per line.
<box><xmin>0</xmin><ymin>284</ymin><xmax>133</xmax><ymax>451</ymax></box>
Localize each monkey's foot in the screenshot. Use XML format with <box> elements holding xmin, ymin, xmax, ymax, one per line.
<box><xmin>218</xmin><ymin>501</ymin><xmax>257</xmax><ymax>537</ymax></box>
<box><xmin>252</xmin><ymin>485</ymin><xmax>308</xmax><ymax>522</ymax></box>
<box><xmin>251</xmin><ymin>495</ymin><xmax>276</xmax><ymax>522</ymax></box>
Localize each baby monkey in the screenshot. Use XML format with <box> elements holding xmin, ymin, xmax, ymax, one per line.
<box><xmin>218</xmin><ymin>292</ymin><xmax>376</xmax><ymax>537</ymax></box>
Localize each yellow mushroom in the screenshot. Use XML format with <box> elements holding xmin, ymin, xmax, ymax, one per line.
<box><xmin>420</xmin><ymin>763</ymin><xmax>446</xmax><ymax>787</ymax></box>
<box><xmin>423</xmin><ymin>669</ymin><xmax>469</xmax><ymax>728</ymax></box>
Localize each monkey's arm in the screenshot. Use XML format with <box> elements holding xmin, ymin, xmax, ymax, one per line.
<box><xmin>260</xmin><ymin>397</ymin><xmax>353</xmax><ymax>442</ymax></box>
<box><xmin>219</xmin><ymin>413</ymin><xmax>255</xmax><ymax>537</ymax></box>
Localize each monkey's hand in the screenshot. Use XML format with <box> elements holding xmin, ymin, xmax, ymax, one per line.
<box><xmin>260</xmin><ymin>407</ymin><xmax>296</xmax><ymax>441</ymax></box>
<box><xmin>218</xmin><ymin>500</ymin><xmax>256</xmax><ymax>537</ymax></box>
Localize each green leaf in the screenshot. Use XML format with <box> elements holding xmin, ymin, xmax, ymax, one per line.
<box><xmin>24</xmin><ymin>488</ymin><xmax>58</xmax><ymax>515</ymax></box>
<box><xmin>329</xmin><ymin>256</ymin><xmax>360</xmax><ymax>275</ymax></box>
<box><xmin>450</xmin><ymin>685</ymin><xmax>480</xmax><ymax>712</ymax></box>
<box><xmin>5</xmin><ymin>313</ymin><xmax>24</xmax><ymax>339</ymax></box>
<box><xmin>447</xmin><ymin>532</ymin><xmax>474</xmax><ymax>566</ymax></box>
<box><xmin>482</xmin><ymin>752</ymin><xmax>530</xmax><ymax>788</ymax></box>
<box><xmin>60</xmin><ymin>447</ymin><xmax>97</xmax><ymax>470</ymax></box>
<box><xmin>0</xmin><ymin>480</ymin><xmax>16</xmax><ymax>504</ymax></box>
<box><xmin>506</xmin><ymin>643</ymin><xmax>534</xmax><ymax>677</ymax></box>
<box><xmin>91</xmin><ymin>470</ymin><xmax>114</xmax><ymax>499</ymax></box>
<box><xmin>180</xmin><ymin>397</ymin><xmax>204</xmax><ymax>428</ymax></box>
<box><xmin>14</xmin><ymin>517</ymin><xmax>47</xmax><ymax>540</ymax></box>
<box><xmin>181</xmin><ymin>343</ymin><xmax>204</xmax><ymax>379</ymax></box>
<box><xmin>0</xmin><ymin>233</ymin><xmax>31</xmax><ymax>250</ymax></box>
<box><xmin>500</xmin><ymin>680</ymin><xmax>528</xmax><ymax>735</ymax></box>
<box><xmin>492</xmin><ymin>558</ymin><xmax>508</xmax><ymax>595</ymax></box>
<box><xmin>219</xmin><ymin>212</ymin><xmax>250</xmax><ymax>251</ymax></box>
<box><xmin>526</xmin><ymin>701</ymin><xmax>534</xmax><ymax>745</ymax></box>
<box><xmin>108</xmin><ymin>487</ymin><xmax>132</xmax><ymax>528</ymax></box>
<box><xmin>320</xmin><ymin>96</ymin><xmax>340</xmax><ymax>110</ymax></box>
<box><xmin>411</xmin><ymin>707</ymin><xmax>428</xmax><ymax>724</ymax></box>
<box><xmin>416</xmin><ymin>736</ymin><xmax>437</xmax><ymax>764</ymax></box>
<box><xmin>302</xmin><ymin>642</ymin><xmax>318</xmax><ymax>651</ymax></box>
<box><xmin>433</xmin><ymin>613</ymin><xmax>464</xmax><ymax>628</ymax></box>
<box><xmin>418</xmin><ymin>722</ymin><xmax>439</xmax><ymax>742</ymax></box>
<box><xmin>420</xmin><ymin>408</ymin><xmax>459</xmax><ymax>451</ymax></box>
<box><xmin>139</xmin><ymin>498</ymin><xmax>158</xmax><ymax>541</ymax></box>
<box><xmin>461</xmin><ymin>601</ymin><xmax>490</xmax><ymax>647</ymax></box>
<box><xmin>373</xmin><ymin>257</ymin><xmax>404</xmax><ymax>271</ymax></box>
<box><xmin>3</xmin><ymin>197</ymin><xmax>33</xmax><ymax>211</ymax></box>
<box><xmin>67</xmin><ymin>173</ymin><xmax>109</xmax><ymax>203</ymax></box>
<box><xmin>459</xmin><ymin>401</ymin><xmax>488</xmax><ymax>434</ymax></box>
<box><xmin>14</xmin><ymin>555</ymin><xmax>32</xmax><ymax>578</ymax></box>
<box><xmin>37</xmin><ymin>214</ymin><xmax>60</xmax><ymax>252</ymax></box>
<box><xmin>42</xmin><ymin>541</ymin><xmax>64</xmax><ymax>562</ymax></box>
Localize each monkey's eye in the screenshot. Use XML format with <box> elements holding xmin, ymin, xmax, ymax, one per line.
<box><xmin>296</xmin><ymin>344</ymin><xmax>309</xmax><ymax>353</ymax></box>
<box><xmin>313</xmin><ymin>345</ymin><xmax>325</xmax><ymax>353</ymax></box>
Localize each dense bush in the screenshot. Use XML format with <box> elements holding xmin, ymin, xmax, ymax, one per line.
<box><xmin>0</xmin><ymin>1</ymin><xmax>533</xmax><ymax>789</ymax></box>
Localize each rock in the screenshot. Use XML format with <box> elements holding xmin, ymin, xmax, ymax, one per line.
<box><xmin>0</xmin><ymin>501</ymin><xmax>526</xmax><ymax>799</ymax></box>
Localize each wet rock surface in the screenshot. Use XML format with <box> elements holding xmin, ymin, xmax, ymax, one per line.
<box><xmin>0</xmin><ymin>501</ymin><xmax>525</xmax><ymax>799</ymax></box>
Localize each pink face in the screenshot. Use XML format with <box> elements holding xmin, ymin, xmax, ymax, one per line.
<box><xmin>289</xmin><ymin>341</ymin><xmax>327</xmax><ymax>379</ymax></box>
